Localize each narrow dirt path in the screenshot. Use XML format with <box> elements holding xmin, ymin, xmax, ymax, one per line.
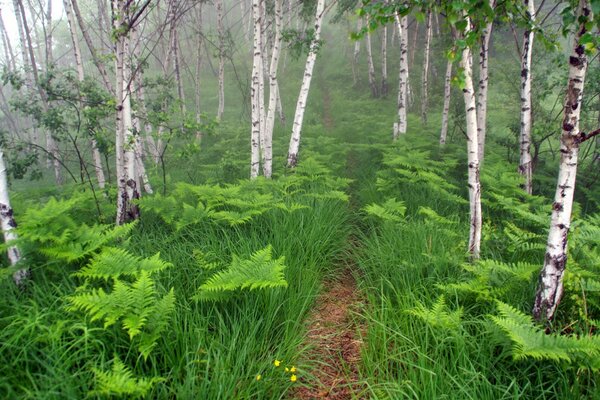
<box><xmin>292</xmin><ymin>265</ymin><xmax>364</xmax><ymax>399</ymax></box>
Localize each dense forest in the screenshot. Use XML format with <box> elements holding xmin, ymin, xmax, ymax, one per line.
<box><xmin>0</xmin><ymin>0</ymin><xmax>599</xmax><ymax>398</ymax></box>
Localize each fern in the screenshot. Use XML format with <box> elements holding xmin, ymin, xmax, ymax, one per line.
<box><xmin>194</xmin><ymin>245</ymin><xmax>288</xmax><ymax>301</ymax></box>
<box><xmin>92</xmin><ymin>357</ymin><xmax>164</xmax><ymax>398</ymax></box>
<box><xmin>491</xmin><ymin>302</ymin><xmax>600</xmax><ymax>368</ymax></box>
<box><xmin>75</xmin><ymin>247</ymin><xmax>171</xmax><ymax>281</ymax></box>
<box><xmin>364</xmin><ymin>198</ymin><xmax>406</xmax><ymax>222</ymax></box>
<box><xmin>407</xmin><ymin>295</ymin><xmax>463</xmax><ymax>331</ymax></box>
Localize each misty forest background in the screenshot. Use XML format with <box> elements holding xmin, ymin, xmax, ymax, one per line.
<box><xmin>1</xmin><ymin>0</ymin><xmax>600</xmax><ymax>398</ymax></box>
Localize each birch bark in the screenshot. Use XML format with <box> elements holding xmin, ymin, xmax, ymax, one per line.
<box><xmin>519</xmin><ymin>0</ymin><xmax>535</xmax><ymax>194</ymax></box>
<box><xmin>421</xmin><ymin>11</ymin><xmax>432</xmax><ymax>125</ymax></box>
<box><xmin>216</xmin><ymin>0</ymin><xmax>225</xmax><ymax>121</ymax></box>
<box><xmin>263</xmin><ymin>0</ymin><xmax>283</xmax><ymax>178</ymax></box>
<box><xmin>250</xmin><ymin>0</ymin><xmax>263</xmax><ymax>178</ymax></box>
<box><xmin>533</xmin><ymin>0</ymin><xmax>592</xmax><ymax>322</ymax></box>
<box><xmin>381</xmin><ymin>24</ymin><xmax>388</xmax><ymax>97</ymax></box>
<box><xmin>286</xmin><ymin>0</ymin><xmax>325</xmax><ymax>167</ymax></box>
<box><xmin>440</xmin><ymin>59</ymin><xmax>452</xmax><ymax>145</ymax></box>
<box><xmin>459</xmin><ymin>20</ymin><xmax>482</xmax><ymax>260</ymax></box>
<box><xmin>352</xmin><ymin>17</ymin><xmax>362</xmax><ymax>85</ymax></box>
<box><xmin>393</xmin><ymin>14</ymin><xmax>408</xmax><ymax>139</ymax></box>
<box><xmin>476</xmin><ymin>0</ymin><xmax>495</xmax><ymax>163</ymax></box>
<box><xmin>0</xmin><ymin>8</ymin><xmax>16</xmax><ymax>71</ymax></box>
<box><xmin>0</xmin><ymin>147</ymin><xmax>26</xmax><ymax>285</ymax></box>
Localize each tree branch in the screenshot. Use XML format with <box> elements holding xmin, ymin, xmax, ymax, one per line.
<box><xmin>577</xmin><ymin>128</ymin><xmax>600</xmax><ymax>144</ymax></box>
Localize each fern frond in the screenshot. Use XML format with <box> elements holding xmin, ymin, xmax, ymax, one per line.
<box><xmin>92</xmin><ymin>357</ymin><xmax>164</xmax><ymax>398</ymax></box>
<box><xmin>406</xmin><ymin>295</ymin><xmax>463</xmax><ymax>331</ymax></box>
<box><xmin>194</xmin><ymin>245</ymin><xmax>288</xmax><ymax>301</ymax></box>
<box><xmin>75</xmin><ymin>247</ymin><xmax>141</xmax><ymax>281</ymax></box>
<box><xmin>364</xmin><ymin>198</ymin><xmax>406</xmax><ymax>222</ymax></box>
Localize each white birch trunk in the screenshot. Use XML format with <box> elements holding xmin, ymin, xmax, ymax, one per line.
<box><xmin>11</xmin><ymin>0</ymin><xmax>29</xmax><ymax>74</ymax></box>
<box><xmin>286</xmin><ymin>0</ymin><xmax>325</xmax><ymax>167</ymax></box>
<box><xmin>250</xmin><ymin>0</ymin><xmax>263</xmax><ymax>178</ymax></box>
<box><xmin>0</xmin><ymin>147</ymin><xmax>26</xmax><ymax>285</ymax></box>
<box><xmin>533</xmin><ymin>0</ymin><xmax>592</xmax><ymax>322</ymax></box>
<box><xmin>519</xmin><ymin>0</ymin><xmax>535</xmax><ymax>194</ymax></box>
<box><xmin>476</xmin><ymin>0</ymin><xmax>495</xmax><ymax>163</ymax></box>
<box><xmin>381</xmin><ymin>24</ymin><xmax>388</xmax><ymax>97</ymax></box>
<box><xmin>352</xmin><ymin>18</ymin><xmax>362</xmax><ymax>85</ymax></box>
<box><xmin>440</xmin><ymin>59</ymin><xmax>452</xmax><ymax>145</ymax></box>
<box><xmin>459</xmin><ymin>20</ymin><xmax>482</xmax><ymax>260</ymax></box>
<box><xmin>217</xmin><ymin>0</ymin><xmax>225</xmax><ymax>121</ymax></box>
<box><xmin>365</xmin><ymin>16</ymin><xmax>378</xmax><ymax>98</ymax></box>
<box><xmin>263</xmin><ymin>0</ymin><xmax>283</xmax><ymax>178</ymax></box>
<box><xmin>393</xmin><ymin>14</ymin><xmax>408</xmax><ymax>140</ymax></box>
<box><xmin>421</xmin><ymin>11</ymin><xmax>432</xmax><ymax>125</ymax></box>
<box><xmin>195</xmin><ymin>3</ymin><xmax>203</xmax><ymax>141</ymax></box>
<box><xmin>0</xmin><ymin>9</ymin><xmax>17</xmax><ymax>72</ymax></box>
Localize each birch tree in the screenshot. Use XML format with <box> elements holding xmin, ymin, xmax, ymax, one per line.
<box><xmin>476</xmin><ymin>0</ymin><xmax>495</xmax><ymax>163</ymax></box>
<box><xmin>518</xmin><ymin>0</ymin><xmax>535</xmax><ymax>194</ymax></box>
<box><xmin>216</xmin><ymin>0</ymin><xmax>226</xmax><ymax>121</ymax></box>
<box><xmin>250</xmin><ymin>0</ymin><xmax>264</xmax><ymax>177</ymax></box>
<box><xmin>533</xmin><ymin>0</ymin><xmax>598</xmax><ymax>322</ymax></box>
<box><xmin>381</xmin><ymin>23</ymin><xmax>388</xmax><ymax>97</ymax></box>
<box><xmin>365</xmin><ymin>15</ymin><xmax>379</xmax><ymax>98</ymax></box>
<box><xmin>439</xmin><ymin>58</ymin><xmax>452</xmax><ymax>145</ymax></box>
<box><xmin>263</xmin><ymin>0</ymin><xmax>283</xmax><ymax>178</ymax></box>
<box><xmin>421</xmin><ymin>10</ymin><xmax>432</xmax><ymax>125</ymax></box>
<box><xmin>286</xmin><ymin>0</ymin><xmax>326</xmax><ymax>167</ymax></box>
<box><xmin>0</xmin><ymin>147</ymin><xmax>26</xmax><ymax>286</ymax></box>
<box><xmin>352</xmin><ymin>17</ymin><xmax>362</xmax><ymax>85</ymax></box>
<box><xmin>393</xmin><ymin>13</ymin><xmax>408</xmax><ymax>139</ymax></box>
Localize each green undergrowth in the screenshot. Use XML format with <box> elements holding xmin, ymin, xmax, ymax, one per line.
<box><xmin>0</xmin><ymin>159</ymin><xmax>351</xmax><ymax>398</ymax></box>
<box><xmin>356</xmin><ymin>133</ymin><xmax>600</xmax><ymax>399</ymax></box>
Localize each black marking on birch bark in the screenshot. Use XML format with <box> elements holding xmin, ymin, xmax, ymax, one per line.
<box><xmin>552</xmin><ymin>202</ymin><xmax>563</xmax><ymax>212</ymax></box>
<box><xmin>287</xmin><ymin>153</ymin><xmax>298</xmax><ymax>167</ymax></box>
<box><xmin>569</xmin><ymin>54</ymin><xmax>584</xmax><ymax>67</ymax></box>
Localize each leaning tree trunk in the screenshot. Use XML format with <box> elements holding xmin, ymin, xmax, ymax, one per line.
<box><xmin>421</xmin><ymin>10</ymin><xmax>432</xmax><ymax>125</ymax></box>
<box><xmin>533</xmin><ymin>0</ymin><xmax>594</xmax><ymax>322</ymax></box>
<box><xmin>393</xmin><ymin>13</ymin><xmax>408</xmax><ymax>140</ymax></box>
<box><xmin>250</xmin><ymin>0</ymin><xmax>264</xmax><ymax>178</ymax></box>
<box><xmin>519</xmin><ymin>0</ymin><xmax>535</xmax><ymax>194</ymax></box>
<box><xmin>365</xmin><ymin>15</ymin><xmax>378</xmax><ymax>98</ymax></box>
<box><xmin>0</xmin><ymin>8</ymin><xmax>17</xmax><ymax>72</ymax></box>
<box><xmin>16</xmin><ymin>0</ymin><xmax>62</xmax><ymax>185</ymax></box>
<box><xmin>63</xmin><ymin>0</ymin><xmax>106</xmax><ymax>189</ymax></box>
<box><xmin>286</xmin><ymin>0</ymin><xmax>325</xmax><ymax>167</ymax></box>
<box><xmin>459</xmin><ymin>20</ymin><xmax>482</xmax><ymax>260</ymax></box>
<box><xmin>476</xmin><ymin>0</ymin><xmax>495</xmax><ymax>163</ymax></box>
<box><xmin>440</xmin><ymin>59</ymin><xmax>453</xmax><ymax>145</ymax></box>
<box><xmin>216</xmin><ymin>0</ymin><xmax>225</xmax><ymax>121</ymax></box>
<box><xmin>263</xmin><ymin>0</ymin><xmax>283</xmax><ymax>178</ymax></box>
<box><xmin>0</xmin><ymin>147</ymin><xmax>26</xmax><ymax>285</ymax></box>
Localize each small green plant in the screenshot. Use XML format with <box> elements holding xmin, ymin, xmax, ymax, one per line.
<box><xmin>92</xmin><ymin>357</ymin><xmax>164</xmax><ymax>398</ymax></box>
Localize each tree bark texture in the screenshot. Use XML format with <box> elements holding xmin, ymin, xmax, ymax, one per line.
<box><xmin>393</xmin><ymin>14</ymin><xmax>408</xmax><ymax>140</ymax></box>
<box><xmin>250</xmin><ymin>0</ymin><xmax>264</xmax><ymax>178</ymax></box>
<box><xmin>352</xmin><ymin>17</ymin><xmax>362</xmax><ymax>85</ymax></box>
<box><xmin>365</xmin><ymin>15</ymin><xmax>378</xmax><ymax>98</ymax></box>
<box><xmin>216</xmin><ymin>0</ymin><xmax>225</xmax><ymax>121</ymax></box>
<box><xmin>519</xmin><ymin>0</ymin><xmax>535</xmax><ymax>194</ymax></box>
<box><xmin>286</xmin><ymin>0</ymin><xmax>325</xmax><ymax>167</ymax></box>
<box><xmin>381</xmin><ymin>24</ymin><xmax>388</xmax><ymax>97</ymax></box>
<box><xmin>476</xmin><ymin>0</ymin><xmax>495</xmax><ymax>163</ymax></box>
<box><xmin>533</xmin><ymin>0</ymin><xmax>592</xmax><ymax>322</ymax></box>
<box><xmin>421</xmin><ymin>10</ymin><xmax>432</xmax><ymax>125</ymax></box>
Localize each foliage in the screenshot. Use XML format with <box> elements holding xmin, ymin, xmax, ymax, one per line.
<box><xmin>194</xmin><ymin>245</ymin><xmax>288</xmax><ymax>301</ymax></box>
<box><xmin>92</xmin><ymin>357</ymin><xmax>164</xmax><ymax>398</ymax></box>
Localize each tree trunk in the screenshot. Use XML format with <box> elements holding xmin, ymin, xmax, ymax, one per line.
<box><xmin>421</xmin><ymin>10</ymin><xmax>432</xmax><ymax>125</ymax></box>
<box><xmin>216</xmin><ymin>0</ymin><xmax>225</xmax><ymax>121</ymax></box>
<box><xmin>533</xmin><ymin>0</ymin><xmax>592</xmax><ymax>322</ymax></box>
<box><xmin>365</xmin><ymin>16</ymin><xmax>378</xmax><ymax>98</ymax></box>
<box><xmin>381</xmin><ymin>24</ymin><xmax>388</xmax><ymax>97</ymax></box>
<box><xmin>440</xmin><ymin>59</ymin><xmax>452</xmax><ymax>145</ymax></box>
<box><xmin>71</xmin><ymin>0</ymin><xmax>115</xmax><ymax>94</ymax></box>
<box><xmin>16</xmin><ymin>0</ymin><xmax>62</xmax><ymax>185</ymax></box>
<box><xmin>250</xmin><ymin>0</ymin><xmax>264</xmax><ymax>178</ymax></box>
<box><xmin>393</xmin><ymin>14</ymin><xmax>408</xmax><ymax>140</ymax></box>
<box><xmin>11</xmin><ymin>0</ymin><xmax>29</xmax><ymax>75</ymax></box>
<box><xmin>459</xmin><ymin>20</ymin><xmax>482</xmax><ymax>260</ymax></box>
<box><xmin>352</xmin><ymin>18</ymin><xmax>362</xmax><ymax>85</ymax></box>
<box><xmin>114</xmin><ymin>1</ymin><xmax>140</xmax><ymax>225</ymax></box>
<box><xmin>195</xmin><ymin>2</ymin><xmax>203</xmax><ymax>141</ymax></box>
<box><xmin>63</xmin><ymin>0</ymin><xmax>106</xmax><ymax>190</ymax></box>
<box><xmin>476</xmin><ymin>0</ymin><xmax>495</xmax><ymax>163</ymax></box>
<box><xmin>286</xmin><ymin>0</ymin><xmax>325</xmax><ymax>167</ymax></box>
<box><xmin>263</xmin><ymin>0</ymin><xmax>283</xmax><ymax>178</ymax></box>
<box><xmin>0</xmin><ymin>147</ymin><xmax>26</xmax><ymax>285</ymax></box>
<box><xmin>519</xmin><ymin>0</ymin><xmax>535</xmax><ymax>194</ymax></box>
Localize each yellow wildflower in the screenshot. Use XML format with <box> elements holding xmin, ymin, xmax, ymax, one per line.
<box><xmin>290</xmin><ymin>374</ymin><xmax>297</xmax><ymax>382</ymax></box>
<box><xmin>274</xmin><ymin>360</ymin><xmax>281</xmax><ymax>367</ymax></box>
<box><xmin>290</xmin><ymin>366</ymin><xmax>297</xmax><ymax>373</ymax></box>
<box><xmin>285</xmin><ymin>367</ymin><xmax>289</xmax><ymax>372</ymax></box>
<box><xmin>255</xmin><ymin>374</ymin><xmax>262</xmax><ymax>381</ymax></box>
